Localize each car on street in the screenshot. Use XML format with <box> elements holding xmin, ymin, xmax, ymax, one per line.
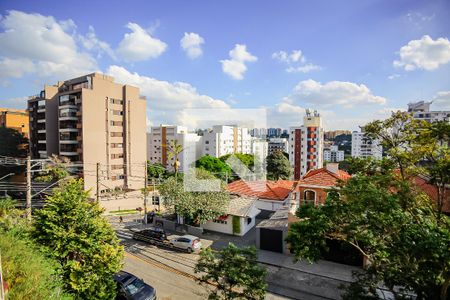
<box><xmin>169</xmin><ymin>235</ymin><xmax>202</xmax><ymax>253</ymax></box>
<box><xmin>132</xmin><ymin>227</ymin><xmax>167</xmax><ymax>243</ymax></box>
<box><xmin>114</xmin><ymin>270</ymin><xmax>156</xmax><ymax>300</ymax></box>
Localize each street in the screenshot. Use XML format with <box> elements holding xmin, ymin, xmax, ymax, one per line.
<box><xmin>113</xmin><ymin>216</ymin><xmax>290</xmax><ymax>300</ymax></box>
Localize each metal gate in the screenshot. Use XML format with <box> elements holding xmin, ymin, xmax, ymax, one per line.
<box><xmin>259</xmin><ymin>228</ymin><xmax>283</xmax><ymax>253</ymax></box>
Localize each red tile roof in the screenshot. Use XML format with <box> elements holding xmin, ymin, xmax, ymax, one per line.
<box><xmin>295</xmin><ymin>168</ymin><xmax>351</xmax><ymax>189</ymax></box>
<box><xmin>227</xmin><ymin>179</ymin><xmax>295</xmax><ymax>201</ymax></box>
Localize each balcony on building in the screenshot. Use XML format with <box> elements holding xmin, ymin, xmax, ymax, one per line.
<box><xmin>59</xmin><ymin>107</ymin><xmax>78</xmax><ymax>121</ymax></box>
<box><xmin>59</xmin><ymin>120</ymin><xmax>78</xmax><ymax>130</ymax></box>
<box><xmin>60</xmin><ymin>143</ymin><xmax>79</xmax><ymax>156</ymax></box>
<box><xmin>60</xmin><ymin>131</ymin><xmax>78</xmax><ymax>144</ymax></box>
<box><xmin>59</xmin><ymin>94</ymin><xmax>80</xmax><ymax>108</ymax></box>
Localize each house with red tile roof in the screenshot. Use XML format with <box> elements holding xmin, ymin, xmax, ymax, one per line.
<box><xmin>410</xmin><ymin>175</ymin><xmax>450</xmax><ymax>215</ymax></box>
<box><xmin>290</xmin><ymin>163</ymin><xmax>351</xmax><ymax>209</ymax></box>
<box><xmin>227</xmin><ymin>179</ymin><xmax>295</xmax><ymax>211</ymax></box>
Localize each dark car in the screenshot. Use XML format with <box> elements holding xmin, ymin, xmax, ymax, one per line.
<box><xmin>132</xmin><ymin>227</ymin><xmax>167</xmax><ymax>243</ymax></box>
<box><xmin>114</xmin><ymin>271</ymin><xmax>156</xmax><ymax>300</ymax></box>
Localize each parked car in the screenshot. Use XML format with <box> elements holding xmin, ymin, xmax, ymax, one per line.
<box><xmin>169</xmin><ymin>235</ymin><xmax>202</xmax><ymax>253</ymax></box>
<box><xmin>114</xmin><ymin>271</ymin><xmax>156</xmax><ymax>300</ymax></box>
<box><xmin>132</xmin><ymin>227</ymin><xmax>167</xmax><ymax>243</ymax></box>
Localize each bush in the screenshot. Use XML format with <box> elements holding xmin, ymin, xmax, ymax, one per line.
<box><xmin>0</xmin><ymin>230</ymin><xmax>69</xmax><ymax>299</ymax></box>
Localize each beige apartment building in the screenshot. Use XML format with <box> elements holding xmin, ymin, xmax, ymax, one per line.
<box><xmin>28</xmin><ymin>73</ymin><xmax>147</xmax><ymax>194</ymax></box>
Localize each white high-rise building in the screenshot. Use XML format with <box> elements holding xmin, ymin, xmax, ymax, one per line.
<box><xmin>289</xmin><ymin>109</ymin><xmax>324</xmax><ymax>180</ymax></box>
<box><xmin>201</xmin><ymin>125</ymin><xmax>252</xmax><ymax>157</ymax></box>
<box><xmin>147</xmin><ymin>125</ymin><xmax>201</xmax><ymax>171</ymax></box>
<box><xmin>351</xmin><ymin>127</ymin><xmax>382</xmax><ymax>159</ymax></box>
<box><xmin>324</xmin><ymin>145</ymin><xmax>345</xmax><ymax>162</ymax></box>
<box><xmin>407</xmin><ymin>101</ymin><xmax>450</xmax><ymax>123</ymax></box>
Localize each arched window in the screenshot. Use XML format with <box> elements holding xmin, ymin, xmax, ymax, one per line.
<box><xmin>303</xmin><ymin>190</ymin><xmax>316</xmax><ymax>206</ymax></box>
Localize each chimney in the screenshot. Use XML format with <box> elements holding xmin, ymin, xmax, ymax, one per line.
<box><xmin>326</xmin><ymin>163</ymin><xmax>339</xmax><ymax>175</ymax></box>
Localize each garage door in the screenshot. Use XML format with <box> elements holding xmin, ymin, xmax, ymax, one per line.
<box><xmin>259</xmin><ymin>228</ymin><xmax>283</xmax><ymax>253</ymax></box>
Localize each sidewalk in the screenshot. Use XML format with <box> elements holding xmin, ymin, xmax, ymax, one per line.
<box><xmin>257</xmin><ymin>250</ymin><xmax>359</xmax><ymax>283</ymax></box>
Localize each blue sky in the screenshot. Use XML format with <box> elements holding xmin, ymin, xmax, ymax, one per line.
<box><xmin>0</xmin><ymin>0</ymin><xmax>449</xmax><ymax>130</ymax></box>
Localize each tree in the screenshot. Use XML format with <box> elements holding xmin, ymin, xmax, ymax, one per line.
<box><xmin>33</xmin><ymin>179</ymin><xmax>123</xmax><ymax>299</ymax></box>
<box><xmin>195</xmin><ymin>243</ymin><xmax>267</xmax><ymax>300</ymax></box>
<box><xmin>287</xmin><ymin>113</ymin><xmax>450</xmax><ymax>299</ymax></box>
<box><xmin>0</xmin><ymin>127</ymin><xmax>27</xmax><ymax>177</ymax></box>
<box><xmin>159</xmin><ymin>169</ymin><xmax>230</xmax><ymax>224</ymax></box>
<box><xmin>266</xmin><ymin>150</ymin><xmax>292</xmax><ymax>180</ymax></box>
<box><xmin>196</xmin><ymin>155</ymin><xmax>232</xmax><ymax>181</ymax></box>
<box><xmin>167</xmin><ymin>140</ymin><xmax>184</xmax><ymax>178</ymax></box>
<box><xmin>0</xmin><ymin>231</ymin><xmax>69</xmax><ymax>299</ymax></box>
<box><xmin>220</xmin><ymin>153</ymin><xmax>254</xmax><ymax>170</ymax></box>
<box><xmin>34</xmin><ymin>155</ymin><xmax>70</xmax><ymax>183</ymax></box>
<box><xmin>147</xmin><ymin>161</ymin><xmax>167</xmax><ymax>179</ymax></box>
<box><xmin>0</xmin><ymin>127</ymin><xmax>28</xmax><ymax>157</ymax></box>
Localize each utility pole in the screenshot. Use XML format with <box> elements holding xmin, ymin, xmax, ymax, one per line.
<box><xmin>26</xmin><ymin>156</ymin><xmax>31</xmax><ymax>221</ymax></box>
<box><xmin>144</xmin><ymin>163</ymin><xmax>148</xmax><ymax>224</ymax></box>
<box><xmin>96</xmin><ymin>162</ymin><xmax>100</xmax><ymax>203</ymax></box>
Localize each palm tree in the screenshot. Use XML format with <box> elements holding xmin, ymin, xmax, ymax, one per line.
<box><xmin>167</xmin><ymin>140</ymin><xmax>184</xmax><ymax>178</ymax></box>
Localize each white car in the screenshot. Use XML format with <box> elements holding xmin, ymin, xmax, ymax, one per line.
<box><xmin>169</xmin><ymin>235</ymin><xmax>202</xmax><ymax>253</ymax></box>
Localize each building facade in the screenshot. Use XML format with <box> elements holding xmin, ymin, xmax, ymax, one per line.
<box><xmin>268</xmin><ymin>138</ymin><xmax>288</xmax><ymax>155</ymax></box>
<box><xmin>351</xmin><ymin>127</ymin><xmax>382</xmax><ymax>159</ymax></box>
<box><xmin>324</xmin><ymin>145</ymin><xmax>345</xmax><ymax>162</ymax></box>
<box><xmin>0</xmin><ymin>108</ymin><xmax>29</xmax><ymax>138</ymax></box>
<box><xmin>147</xmin><ymin>125</ymin><xmax>201</xmax><ymax>171</ymax></box>
<box><xmin>289</xmin><ymin>109</ymin><xmax>324</xmax><ymax>180</ymax></box>
<box><xmin>408</xmin><ymin>101</ymin><xmax>450</xmax><ymax>123</ymax></box>
<box><xmin>200</xmin><ymin>125</ymin><xmax>252</xmax><ymax>157</ymax></box>
<box><xmin>28</xmin><ymin>72</ymin><xmax>147</xmax><ymax>193</ymax></box>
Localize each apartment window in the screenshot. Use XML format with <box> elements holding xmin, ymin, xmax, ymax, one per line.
<box><xmin>110</xmin><ymin>98</ymin><xmax>123</xmax><ymax>105</ymax></box>
<box><xmin>112</xmin><ymin>110</ymin><xmax>123</xmax><ymax>116</ymax></box>
<box><xmin>152</xmin><ymin>196</ymin><xmax>160</xmax><ymax>205</ymax></box>
<box><xmin>111</xmin><ymin>143</ymin><xmax>123</xmax><ymax>148</ymax></box>
<box><xmin>213</xmin><ymin>219</ymin><xmax>227</xmax><ymax>224</ymax></box>
<box><xmin>118</xmin><ymin>175</ymin><xmax>125</xmax><ymax>179</ymax></box>
<box><xmin>205</xmin><ymin>140</ymin><xmax>209</xmax><ymax>144</ymax></box>
<box><xmin>110</xmin><ymin>121</ymin><xmax>123</xmax><ymax>126</ymax></box>
<box><xmin>110</xmin><ymin>132</ymin><xmax>123</xmax><ymax>137</ymax></box>
<box><xmin>111</xmin><ymin>153</ymin><xmax>124</xmax><ymax>159</ymax></box>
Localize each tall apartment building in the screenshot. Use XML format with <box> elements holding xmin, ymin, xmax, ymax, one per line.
<box><xmin>28</xmin><ymin>72</ymin><xmax>147</xmax><ymax>193</ymax></box>
<box><xmin>351</xmin><ymin>127</ymin><xmax>382</xmax><ymax>159</ymax></box>
<box><xmin>324</xmin><ymin>145</ymin><xmax>345</xmax><ymax>162</ymax></box>
<box><xmin>201</xmin><ymin>125</ymin><xmax>252</xmax><ymax>157</ymax></box>
<box><xmin>267</xmin><ymin>128</ymin><xmax>282</xmax><ymax>138</ymax></box>
<box><xmin>289</xmin><ymin>109</ymin><xmax>324</xmax><ymax>180</ymax></box>
<box><xmin>147</xmin><ymin>125</ymin><xmax>201</xmax><ymax>171</ymax></box>
<box><xmin>407</xmin><ymin>101</ymin><xmax>450</xmax><ymax>123</ymax></box>
<box><xmin>0</xmin><ymin>108</ymin><xmax>29</xmax><ymax>138</ymax></box>
<box><xmin>250</xmin><ymin>128</ymin><xmax>267</xmax><ymax>138</ymax></box>
<box><xmin>268</xmin><ymin>138</ymin><xmax>288</xmax><ymax>155</ymax></box>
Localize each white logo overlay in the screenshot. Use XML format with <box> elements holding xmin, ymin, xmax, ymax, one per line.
<box><xmin>181</xmin><ymin>108</ymin><xmax>267</xmax><ymax>192</ymax></box>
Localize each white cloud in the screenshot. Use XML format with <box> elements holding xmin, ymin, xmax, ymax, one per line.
<box><xmin>388</xmin><ymin>74</ymin><xmax>401</xmax><ymax>80</ymax></box>
<box><xmin>79</xmin><ymin>25</ymin><xmax>116</xmax><ymax>60</ymax></box>
<box><xmin>286</xmin><ymin>79</ymin><xmax>387</xmax><ymax>107</ymax></box>
<box><xmin>393</xmin><ymin>35</ymin><xmax>450</xmax><ymax>71</ymax></box>
<box><xmin>272</xmin><ymin>49</ymin><xmax>321</xmax><ymax>73</ymax></box>
<box><xmin>107</xmin><ymin>65</ymin><xmax>230</xmax><ymax>126</ymax></box>
<box><xmin>286</xmin><ymin>63</ymin><xmax>322</xmax><ymax>73</ymax></box>
<box><xmin>0</xmin><ymin>10</ymin><xmax>97</xmax><ymax>79</ymax></box>
<box><xmin>220</xmin><ymin>44</ymin><xmax>257</xmax><ymax>80</ymax></box>
<box><xmin>432</xmin><ymin>91</ymin><xmax>450</xmax><ymax>110</ymax></box>
<box><xmin>180</xmin><ymin>32</ymin><xmax>204</xmax><ymax>59</ymax></box>
<box><xmin>1</xmin><ymin>96</ymin><xmax>28</xmax><ymax>109</ymax></box>
<box><xmin>117</xmin><ymin>22</ymin><xmax>167</xmax><ymax>62</ymax></box>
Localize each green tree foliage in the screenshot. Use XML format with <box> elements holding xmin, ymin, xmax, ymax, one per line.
<box><xmin>0</xmin><ymin>127</ymin><xmax>28</xmax><ymax>157</ymax></box>
<box><xmin>167</xmin><ymin>139</ymin><xmax>184</xmax><ymax>177</ymax></box>
<box><xmin>0</xmin><ymin>231</ymin><xmax>69</xmax><ymax>300</ymax></box>
<box><xmin>266</xmin><ymin>150</ymin><xmax>292</xmax><ymax>180</ymax></box>
<box><xmin>0</xmin><ymin>127</ymin><xmax>27</xmax><ymax>177</ymax></box>
<box><xmin>287</xmin><ymin>112</ymin><xmax>450</xmax><ymax>299</ymax></box>
<box><xmin>33</xmin><ymin>179</ymin><xmax>124</xmax><ymax>299</ymax></box>
<box><xmin>147</xmin><ymin>161</ymin><xmax>167</xmax><ymax>179</ymax></box>
<box><xmin>34</xmin><ymin>155</ymin><xmax>70</xmax><ymax>183</ymax></box>
<box><xmin>159</xmin><ymin>169</ymin><xmax>230</xmax><ymax>224</ymax></box>
<box><xmin>195</xmin><ymin>243</ymin><xmax>267</xmax><ymax>300</ymax></box>
<box><xmin>220</xmin><ymin>154</ymin><xmax>255</xmax><ymax>170</ymax></box>
<box><xmin>196</xmin><ymin>155</ymin><xmax>232</xmax><ymax>181</ymax></box>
